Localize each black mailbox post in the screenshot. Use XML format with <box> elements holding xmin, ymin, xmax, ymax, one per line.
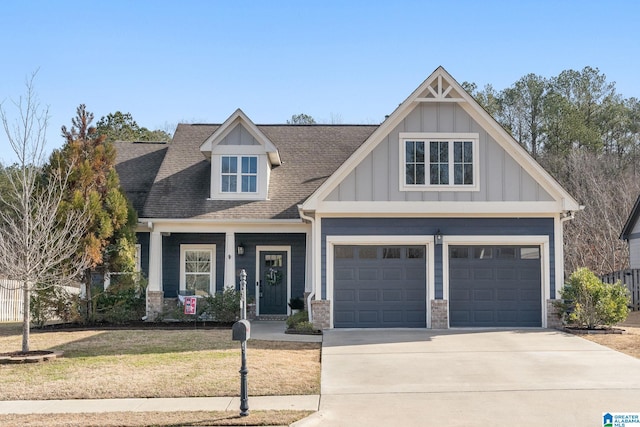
<box><xmin>232</xmin><ymin>319</ymin><xmax>250</xmax><ymax>416</ymax></box>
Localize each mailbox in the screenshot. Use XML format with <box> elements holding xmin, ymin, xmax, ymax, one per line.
<box><xmin>232</xmin><ymin>320</ymin><xmax>251</xmax><ymax>341</ymax></box>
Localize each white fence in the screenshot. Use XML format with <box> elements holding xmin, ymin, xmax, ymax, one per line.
<box><xmin>0</xmin><ymin>280</ymin><xmax>80</xmax><ymax>322</ymax></box>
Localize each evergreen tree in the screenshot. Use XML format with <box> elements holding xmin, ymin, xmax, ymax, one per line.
<box><xmin>49</xmin><ymin>105</ymin><xmax>137</xmax><ymax>317</ymax></box>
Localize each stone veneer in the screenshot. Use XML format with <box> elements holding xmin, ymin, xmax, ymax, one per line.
<box><xmin>431</xmin><ymin>299</ymin><xmax>449</xmax><ymax>329</ymax></box>
<box><xmin>311</xmin><ymin>300</ymin><xmax>330</xmax><ymax>330</ymax></box>
<box><xmin>146</xmin><ymin>290</ymin><xmax>164</xmax><ymax>321</ymax></box>
<box><xmin>546</xmin><ymin>299</ymin><xmax>564</xmax><ymax>329</ymax></box>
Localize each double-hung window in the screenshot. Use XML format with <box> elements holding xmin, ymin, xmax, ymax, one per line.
<box><xmin>221</xmin><ymin>156</ymin><xmax>257</xmax><ymax>193</ymax></box>
<box><xmin>180</xmin><ymin>245</ymin><xmax>216</xmax><ymax>295</ymax></box>
<box><xmin>401</xmin><ymin>133</ymin><xmax>479</xmax><ymax>191</ymax></box>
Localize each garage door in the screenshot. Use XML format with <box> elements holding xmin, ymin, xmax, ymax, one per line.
<box><xmin>333</xmin><ymin>245</ymin><xmax>426</xmax><ymax>328</ymax></box>
<box><xmin>449</xmin><ymin>245</ymin><xmax>541</xmax><ymax>327</ymax></box>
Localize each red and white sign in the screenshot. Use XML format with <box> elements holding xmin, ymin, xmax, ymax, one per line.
<box><xmin>184</xmin><ymin>296</ymin><xmax>197</xmax><ymax>315</ymax></box>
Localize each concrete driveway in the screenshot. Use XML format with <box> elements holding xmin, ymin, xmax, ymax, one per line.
<box><xmin>294</xmin><ymin>329</ymin><xmax>640</xmax><ymax>426</ymax></box>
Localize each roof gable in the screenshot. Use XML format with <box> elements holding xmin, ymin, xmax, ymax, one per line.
<box><xmin>200</xmin><ymin>109</ymin><xmax>281</xmax><ymax>165</ymax></box>
<box><xmin>138</xmin><ymin>124</ymin><xmax>376</xmax><ymax>220</ymax></box>
<box><xmin>621</xmin><ymin>193</ymin><xmax>640</xmax><ymax>240</ymax></box>
<box><xmin>301</xmin><ymin>66</ymin><xmax>580</xmax><ymax>213</ymax></box>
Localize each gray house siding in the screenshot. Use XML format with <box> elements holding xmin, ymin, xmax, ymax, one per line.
<box><xmin>321</xmin><ymin>217</ymin><xmax>555</xmax><ymax>299</ymax></box>
<box><xmin>162</xmin><ymin>233</ymin><xmax>226</xmax><ymax>297</ymax></box>
<box><xmin>325</xmin><ymin>103</ymin><xmax>553</xmax><ymax>203</ymax></box>
<box><xmin>218</xmin><ymin>124</ymin><xmax>260</xmax><ymax>146</ymax></box>
<box><xmin>235</xmin><ymin>233</ymin><xmax>307</xmax><ymax>301</ymax></box>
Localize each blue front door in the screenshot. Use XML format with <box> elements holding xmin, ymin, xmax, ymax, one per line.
<box><xmin>258</xmin><ymin>251</ymin><xmax>288</xmax><ymax>315</ymax></box>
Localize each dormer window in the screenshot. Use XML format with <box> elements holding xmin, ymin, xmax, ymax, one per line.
<box><xmin>200</xmin><ymin>109</ymin><xmax>281</xmax><ymax>201</ymax></box>
<box><xmin>221</xmin><ymin>156</ymin><xmax>258</xmax><ymax>193</ymax></box>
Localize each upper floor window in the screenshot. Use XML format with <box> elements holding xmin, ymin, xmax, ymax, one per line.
<box><xmin>400</xmin><ymin>133</ymin><xmax>479</xmax><ymax>191</ymax></box>
<box><xmin>221</xmin><ymin>156</ymin><xmax>258</xmax><ymax>193</ymax></box>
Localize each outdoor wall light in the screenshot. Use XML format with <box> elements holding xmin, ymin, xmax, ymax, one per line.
<box><xmin>237</xmin><ymin>243</ymin><xmax>245</xmax><ymax>256</ymax></box>
<box><xmin>434</xmin><ymin>230</ymin><xmax>443</xmax><ymax>245</ymax></box>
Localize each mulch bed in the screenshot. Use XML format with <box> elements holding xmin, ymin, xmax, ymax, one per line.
<box><xmin>32</xmin><ymin>321</ymin><xmax>234</xmax><ymax>332</ymax></box>
<box><xmin>0</xmin><ymin>350</ymin><xmax>63</xmax><ymax>364</ymax></box>
<box><xmin>563</xmin><ymin>326</ymin><xmax>626</xmax><ymax>335</ymax></box>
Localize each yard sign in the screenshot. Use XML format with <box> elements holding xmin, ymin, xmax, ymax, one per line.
<box><xmin>184</xmin><ymin>296</ymin><xmax>197</xmax><ymax>315</ymax></box>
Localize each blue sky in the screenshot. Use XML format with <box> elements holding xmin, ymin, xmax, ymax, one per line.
<box><xmin>1</xmin><ymin>0</ymin><xmax>638</xmax><ymax>164</ymax></box>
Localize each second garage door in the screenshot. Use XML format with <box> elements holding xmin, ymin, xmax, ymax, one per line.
<box><xmin>449</xmin><ymin>245</ymin><xmax>542</xmax><ymax>327</ymax></box>
<box><xmin>333</xmin><ymin>245</ymin><xmax>426</xmax><ymax>328</ymax></box>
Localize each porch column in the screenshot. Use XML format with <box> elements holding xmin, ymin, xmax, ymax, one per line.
<box><xmin>224</xmin><ymin>232</ymin><xmax>236</xmax><ymax>289</ymax></box>
<box><xmin>146</xmin><ymin>231</ymin><xmax>164</xmax><ymax>320</ymax></box>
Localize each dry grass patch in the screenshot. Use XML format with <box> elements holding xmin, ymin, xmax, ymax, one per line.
<box><xmin>0</xmin><ymin>325</ymin><xmax>320</xmax><ymax>400</ymax></box>
<box><xmin>581</xmin><ymin>311</ymin><xmax>640</xmax><ymax>359</ymax></box>
<box><xmin>0</xmin><ymin>410</ymin><xmax>312</xmax><ymax>427</ymax></box>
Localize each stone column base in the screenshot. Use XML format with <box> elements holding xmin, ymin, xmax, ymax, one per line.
<box><xmin>546</xmin><ymin>299</ymin><xmax>564</xmax><ymax>329</ymax></box>
<box><xmin>311</xmin><ymin>300</ymin><xmax>330</xmax><ymax>330</ymax></box>
<box><xmin>431</xmin><ymin>299</ymin><xmax>449</xmax><ymax>329</ymax></box>
<box><xmin>146</xmin><ymin>290</ymin><xmax>164</xmax><ymax>321</ymax></box>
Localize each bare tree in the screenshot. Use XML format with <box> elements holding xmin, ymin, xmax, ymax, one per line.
<box><xmin>0</xmin><ymin>73</ymin><xmax>90</xmax><ymax>353</ymax></box>
<box><xmin>556</xmin><ymin>150</ymin><xmax>640</xmax><ymax>276</ymax></box>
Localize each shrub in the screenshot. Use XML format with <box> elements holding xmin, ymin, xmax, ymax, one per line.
<box><xmin>555</xmin><ymin>267</ymin><xmax>630</xmax><ymax>329</ymax></box>
<box><xmin>93</xmin><ymin>274</ymin><xmax>147</xmax><ymax>324</ymax></box>
<box><xmin>31</xmin><ymin>284</ymin><xmax>81</xmax><ymax>328</ymax></box>
<box><xmin>204</xmin><ymin>288</ymin><xmax>241</xmax><ymax>322</ymax></box>
<box><xmin>286</xmin><ymin>310</ymin><xmax>309</xmax><ymax>329</ymax></box>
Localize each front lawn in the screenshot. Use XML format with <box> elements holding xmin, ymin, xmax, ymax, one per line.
<box><xmin>0</xmin><ymin>324</ymin><xmax>320</xmax><ymax>400</ymax></box>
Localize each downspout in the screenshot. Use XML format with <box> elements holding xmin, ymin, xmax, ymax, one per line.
<box><xmin>298</xmin><ymin>206</ymin><xmax>315</xmax><ymax>322</ymax></box>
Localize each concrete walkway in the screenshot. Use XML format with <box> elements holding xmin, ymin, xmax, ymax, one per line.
<box><xmin>294</xmin><ymin>328</ymin><xmax>640</xmax><ymax>427</ymax></box>
<box><xmin>0</xmin><ymin>320</ymin><xmax>321</xmax><ymax>416</ymax></box>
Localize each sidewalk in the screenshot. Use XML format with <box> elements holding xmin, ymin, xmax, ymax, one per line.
<box><xmin>0</xmin><ymin>395</ymin><xmax>320</xmax><ymax>414</ymax></box>
<box><xmin>0</xmin><ymin>320</ymin><xmax>322</xmax><ymax>415</ymax></box>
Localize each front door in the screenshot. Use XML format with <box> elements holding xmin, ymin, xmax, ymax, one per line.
<box><xmin>258</xmin><ymin>251</ymin><xmax>288</xmax><ymax>315</ymax></box>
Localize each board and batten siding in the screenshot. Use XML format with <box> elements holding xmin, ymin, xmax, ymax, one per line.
<box><xmin>325</xmin><ymin>102</ymin><xmax>553</xmax><ymax>203</ymax></box>
<box><xmin>629</xmin><ymin>237</ymin><xmax>640</xmax><ymax>269</ymax></box>
<box><xmin>320</xmin><ymin>217</ymin><xmax>555</xmax><ymax>299</ymax></box>
<box><xmin>629</xmin><ymin>218</ymin><xmax>640</xmax><ymax>269</ymax></box>
<box><xmin>234</xmin><ymin>233</ymin><xmax>307</xmax><ymax>301</ymax></box>
<box><xmin>218</xmin><ymin>124</ymin><xmax>260</xmax><ymax>146</ymax></box>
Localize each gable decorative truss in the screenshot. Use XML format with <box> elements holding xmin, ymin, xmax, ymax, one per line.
<box><xmin>200</xmin><ymin>108</ymin><xmax>281</xmax><ymax>166</ymax></box>
<box><xmin>301</xmin><ymin>66</ymin><xmax>581</xmax><ymax>214</ymax></box>
<box><xmin>415</xmin><ymin>74</ymin><xmax>466</xmax><ymax>103</ymax></box>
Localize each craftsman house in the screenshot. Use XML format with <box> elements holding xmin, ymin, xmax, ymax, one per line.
<box><xmin>115</xmin><ymin>67</ymin><xmax>580</xmax><ymax>329</ymax></box>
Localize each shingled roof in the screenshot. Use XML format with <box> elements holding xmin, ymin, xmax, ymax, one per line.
<box><xmin>115</xmin><ymin>123</ymin><xmax>377</xmax><ymax>220</ymax></box>
<box><xmin>114</xmin><ymin>141</ymin><xmax>168</xmax><ymax>213</ymax></box>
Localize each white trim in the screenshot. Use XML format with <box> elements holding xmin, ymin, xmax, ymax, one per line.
<box><xmin>441</xmin><ymin>235</ymin><xmax>550</xmax><ymax>328</ymax></box>
<box><xmin>553</xmin><ymin>214</ymin><xmax>565</xmax><ymax>299</ymax></box>
<box><xmin>325</xmin><ymin>235</ymin><xmax>434</xmax><ymax>329</ymax></box>
<box><xmin>315</xmin><ymin>201</ymin><xmax>564</xmax><ymax>215</ymax></box>
<box><xmin>148</xmin><ymin>231</ymin><xmax>163</xmax><ymax>292</ymax></box>
<box><xmin>137</xmin><ymin>220</ymin><xmax>308</xmax><ymax>234</ymax></box>
<box><xmin>255</xmin><ymin>245</ymin><xmax>292</xmax><ymax>316</ymax></box>
<box><xmin>179</xmin><ymin>244</ymin><xmax>217</xmax><ymax>295</ymax></box>
<box><xmin>399</xmin><ymin>132</ymin><xmax>480</xmax><ymax>192</ymax></box>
